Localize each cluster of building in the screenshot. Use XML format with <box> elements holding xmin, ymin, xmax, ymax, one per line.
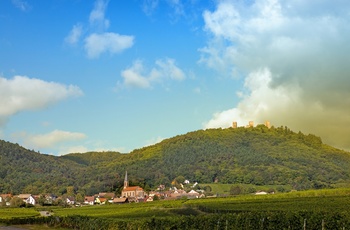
<box><xmin>0</xmin><ymin>172</ymin><xmax>203</xmax><ymax>206</ymax></box>
<box><xmin>232</xmin><ymin>121</ymin><xmax>271</xmax><ymax>129</ymax></box>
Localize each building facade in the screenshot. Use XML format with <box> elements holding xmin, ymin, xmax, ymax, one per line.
<box><xmin>121</xmin><ymin>171</ymin><xmax>145</xmax><ymax>199</ymax></box>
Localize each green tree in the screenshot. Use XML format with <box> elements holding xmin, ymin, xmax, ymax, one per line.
<box><xmin>67</xmin><ymin>186</ymin><xmax>75</xmax><ymax>197</ymax></box>
<box><xmin>230</xmin><ymin>185</ymin><xmax>242</xmax><ymax>195</ymax></box>
<box><xmin>37</xmin><ymin>195</ymin><xmax>47</xmax><ymax>206</ymax></box>
<box><xmin>76</xmin><ymin>193</ymin><xmax>84</xmax><ymax>203</ymax></box>
<box><xmin>10</xmin><ymin>197</ymin><xmax>25</xmax><ymax>207</ymax></box>
<box><xmin>203</xmin><ymin>185</ymin><xmax>212</xmax><ymax>193</ymax></box>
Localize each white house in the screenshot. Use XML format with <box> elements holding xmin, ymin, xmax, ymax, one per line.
<box><xmin>18</xmin><ymin>194</ymin><xmax>36</xmax><ymax>205</ymax></box>
<box><xmin>188</xmin><ymin>190</ymin><xmax>200</xmax><ymax>198</ymax></box>
<box><xmin>84</xmin><ymin>196</ymin><xmax>95</xmax><ymax>205</ymax></box>
<box><xmin>66</xmin><ymin>197</ymin><xmax>75</xmax><ymax>205</ymax></box>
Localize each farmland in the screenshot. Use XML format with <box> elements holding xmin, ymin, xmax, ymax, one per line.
<box><xmin>1</xmin><ymin>188</ymin><xmax>350</xmax><ymax>229</ymax></box>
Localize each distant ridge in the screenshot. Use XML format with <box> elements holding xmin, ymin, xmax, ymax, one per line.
<box><xmin>1</xmin><ymin>125</ymin><xmax>350</xmax><ymax>195</ymax></box>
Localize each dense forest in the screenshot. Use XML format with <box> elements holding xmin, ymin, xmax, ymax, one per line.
<box><xmin>1</xmin><ymin>125</ymin><xmax>350</xmax><ymax>195</ymax></box>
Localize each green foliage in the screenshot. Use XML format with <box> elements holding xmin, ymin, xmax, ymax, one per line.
<box><xmin>0</xmin><ymin>207</ymin><xmax>39</xmax><ymax>219</ymax></box>
<box><xmin>1</xmin><ymin>126</ymin><xmax>350</xmax><ymax>195</ymax></box>
<box><xmin>10</xmin><ymin>197</ymin><xmax>25</xmax><ymax>207</ymax></box>
<box><xmin>230</xmin><ymin>185</ymin><xmax>243</xmax><ymax>195</ymax></box>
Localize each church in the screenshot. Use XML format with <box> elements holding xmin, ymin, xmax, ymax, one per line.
<box><xmin>121</xmin><ymin>171</ymin><xmax>145</xmax><ymax>200</ymax></box>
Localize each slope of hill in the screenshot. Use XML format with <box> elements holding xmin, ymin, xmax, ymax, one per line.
<box><xmin>0</xmin><ymin>140</ymin><xmax>87</xmax><ymax>194</ymax></box>
<box><xmin>1</xmin><ymin>125</ymin><xmax>350</xmax><ymax>195</ymax></box>
<box><xmin>99</xmin><ymin>125</ymin><xmax>350</xmax><ymax>191</ymax></box>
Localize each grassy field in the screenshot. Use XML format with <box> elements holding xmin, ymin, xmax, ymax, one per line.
<box><xmin>199</xmin><ymin>183</ymin><xmax>292</xmax><ymax>195</ymax></box>
<box><xmin>1</xmin><ymin>187</ymin><xmax>350</xmax><ymax>220</ymax></box>
<box><xmin>0</xmin><ymin>208</ymin><xmax>39</xmax><ymax>219</ymax></box>
<box><xmin>1</xmin><ymin>187</ymin><xmax>350</xmax><ymax>229</ymax></box>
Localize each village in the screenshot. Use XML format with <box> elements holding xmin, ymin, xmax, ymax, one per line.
<box><xmin>0</xmin><ymin>172</ymin><xmax>207</xmax><ymax>207</ymax></box>
<box><xmin>0</xmin><ymin>122</ymin><xmax>275</xmax><ymax>208</ymax></box>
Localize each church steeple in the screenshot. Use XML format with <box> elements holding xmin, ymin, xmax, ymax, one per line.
<box><xmin>124</xmin><ymin>171</ymin><xmax>128</xmax><ymax>189</ymax></box>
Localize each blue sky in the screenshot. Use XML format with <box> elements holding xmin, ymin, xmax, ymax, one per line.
<box><xmin>1</xmin><ymin>0</ymin><xmax>350</xmax><ymax>155</ymax></box>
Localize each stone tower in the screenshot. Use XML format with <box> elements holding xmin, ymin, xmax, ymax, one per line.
<box><xmin>264</xmin><ymin>121</ymin><xmax>271</xmax><ymax>128</ymax></box>
<box><xmin>232</xmin><ymin>121</ymin><xmax>237</xmax><ymax>128</ymax></box>
<box><xmin>249</xmin><ymin>121</ymin><xmax>254</xmax><ymax>127</ymax></box>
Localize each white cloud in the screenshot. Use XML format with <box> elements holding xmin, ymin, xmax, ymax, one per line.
<box><xmin>84</xmin><ymin>33</ymin><xmax>134</xmax><ymax>59</ymax></box>
<box><xmin>20</xmin><ymin>130</ymin><xmax>86</xmax><ymax>149</ymax></box>
<box><xmin>65</xmin><ymin>0</ymin><xmax>134</xmax><ymax>58</ymax></box>
<box><xmin>89</xmin><ymin>0</ymin><xmax>110</xmax><ymax>30</ymax></box>
<box><xmin>168</xmin><ymin>0</ymin><xmax>185</xmax><ymax>16</ymax></box>
<box><xmin>0</xmin><ymin>76</ymin><xmax>83</xmax><ymax>120</ymax></box>
<box><xmin>204</xmin><ymin>68</ymin><xmax>301</xmax><ymax>128</ymax></box>
<box><xmin>201</xmin><ymin>0</ymin><xmax>350</xmax><ymax>150</ymax></box>
<box><xmin>120</xmin><ymin>58</ymin><xmax>185</xmax><ymax>89</ymax></box>
<box><xmin>12</xmin><ymin>0</ymin><xmax>31</xmax><ymax>11</ymax></box>
<box><xmin>65</xmin><ymin>24</ymin><xmax>83</xmax><ymax>45</ymax></box>
<box><xmin>142</xmin><ymin>0</ymin><xmax>159</xmax><ymax>15</ymax></box>
<box><xmin>121</xmin><ymin>60</ymin><xmax>151</xmax><ymax>88</ymax></box>
<box><xmin>155</xmin><ymin>58</ymin><xmax>185</xmax><ymax>81</ymax></box>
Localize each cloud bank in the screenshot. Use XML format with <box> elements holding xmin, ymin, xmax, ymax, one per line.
<box><xmin>120</xmin><ymin>58</ymin><xmax>185</xmax><ymax>89</ymax></box>
<box><xmin>201</xmin><ymin>0</ymin><xmax>350</xmax><ymax>150</ymax></box>
<box><xmin>17</xmin><ymin>130</ymin><xmax>87</xmax><ymax>149</ymax></box>
<box><xmin>0</xmin><ymin>76</ymin><xmax>83</xmax><ymax>124</ymax></box>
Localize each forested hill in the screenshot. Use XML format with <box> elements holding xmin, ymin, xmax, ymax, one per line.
<box><xmin>1</xmin><ymin>125</ymin><xmax>350</xmax><ymax>195</ymax></box>
<box><xmin>0</xmin><ymin>140</ymin><xmax>86</xmax><ymax>194</ymax></box>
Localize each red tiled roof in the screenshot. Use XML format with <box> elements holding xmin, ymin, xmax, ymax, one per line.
<box><xmin>84</xmin><ymin>196</ymin><xmax>95</xmax><ymax>202</ymax></box>
<box><xmin>123</xmin><ymin>186</ymin><xmax>143</xmax><ymax>192</ymax></box>
<box><xmin>0</xmin><ymin>194</ymin><xmax>12</xmax><ymax>198</ymax></box>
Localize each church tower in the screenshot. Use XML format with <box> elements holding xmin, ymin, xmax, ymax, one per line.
<box><xmin>124</xmin><ymin>171</ymin><xmax>129</xmax><ymax>189</ymax></box>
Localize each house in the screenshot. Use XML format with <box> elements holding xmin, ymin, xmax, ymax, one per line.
<box><xmin>66</xmin><ymin>197</ymin><xmax>75</xmax><ymax>205</ymax></box>
<box><xmin>187</xmin><ymin>190</ymin><xmax>200</xmax><ymax>199</ymax></box>
<box><xmin>113</xmin><ymin>197</ymin><xmax>128</xmax><ymax>204</ymax></box>
<box><xmin>121</xmin><ymin>171</ymin><xmax>145</xmax><ymax>199</ymax></box>
<box><xmin>170</xmin><ymin>189</ymin><xmax>187</xmax><ymax>199</ymax></box>
<box><xmin>98</xmin><ymin>192</ymin><xmax>115</xmax><ymax>199</ymax></box>
<box><xmin>84</xmin><ymin>196</ymin><xmax>95</xmax><ymax>205</ymax></box>
<box><xmin>44</xmin><ymin>194</ymin><xmax>57</xmax><ymax>205</ymax></box>
<box><xmin>95</xmin><ymin>197</ymin><xmax>107</xmax><ymax>205</ymax></box>
<box><xmin>0</xmin><ymin>194</ymin><xmax>12</xmax><ymax>206</ymax></box>
<box><xmin>18</xmin><ymin>194</ymin><xmax>36</xmax><ymax>205</ymax></box>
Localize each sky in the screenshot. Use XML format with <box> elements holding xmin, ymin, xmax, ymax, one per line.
<box><xmin>1</xmin><ymin>0</ymin><xmax>350</xmax><ymax>155</ymax></box>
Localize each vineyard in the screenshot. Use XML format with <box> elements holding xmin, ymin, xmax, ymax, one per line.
<box><xmin>1</xmin><ymin>188</ymin><xmax>350</xmax><ymax>229</ymax></box>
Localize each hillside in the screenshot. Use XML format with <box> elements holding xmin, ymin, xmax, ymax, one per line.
<box><xmin>1</xmin><ymin>125</ymin><xmax>350</xmax><ymax>195</ymax></box>
<box><xmin>0</xmin><ymin>140</ymin><xmax>86</xmax><ymax>194</ymax></box>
